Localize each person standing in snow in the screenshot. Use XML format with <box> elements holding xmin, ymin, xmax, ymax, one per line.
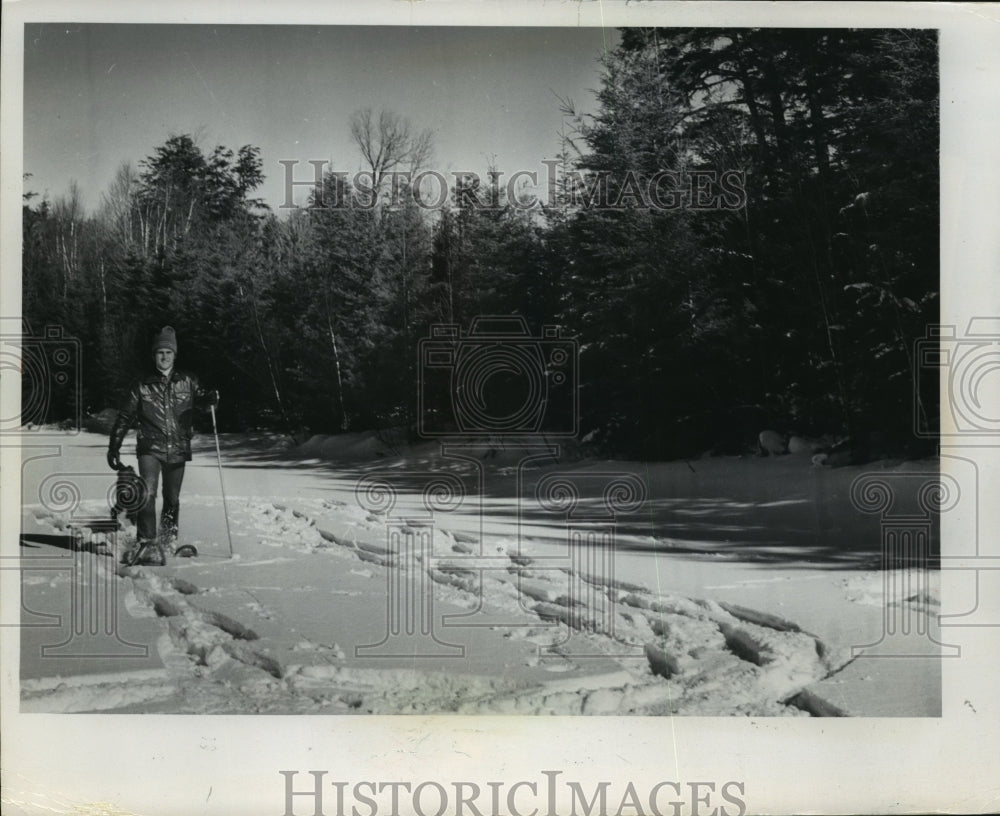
<box><xmin>107</xmin><ymin>326</ymin><xmax>218</xmax><ymax>563</ymax></box>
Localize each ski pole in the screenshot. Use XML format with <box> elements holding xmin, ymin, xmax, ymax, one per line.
<box><xmin>210</xmin><ymin>403</ymin><xmax>235</xmax><ymax>558</ymax></box>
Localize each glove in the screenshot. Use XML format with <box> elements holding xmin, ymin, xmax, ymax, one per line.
<box><xmin>107</xmin><ymin>449</ymin><xmax>122</xmax><ymax>471</ymax></box>
<box><xmin>206</xmin><ymin>389</ymin><xmax>220</xmax><ymax>408</ymax></box>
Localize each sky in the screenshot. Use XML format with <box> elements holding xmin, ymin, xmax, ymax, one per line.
<box><xmin>23</xmin><ymin>24</ymin><xmax>617</xmax><ymax>214</ymax></box>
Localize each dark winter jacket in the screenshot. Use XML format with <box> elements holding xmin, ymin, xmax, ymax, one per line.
<box><xmin>109</xmin><ymin>369</ymin><xmax>213</xmax><ymax>463</ymax></box>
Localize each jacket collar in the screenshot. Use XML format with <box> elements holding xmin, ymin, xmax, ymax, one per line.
<box><xmin>142</xmin><ymin>368</ymin><xmax>186</xmax><ymax>385</ymax></box>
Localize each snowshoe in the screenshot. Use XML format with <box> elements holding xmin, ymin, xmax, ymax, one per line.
<box><xmin>122</xmin><ymin>536</ymin><xmax>197</xmax><ymax>564</ymax></box>
<box><xmin>160</xmin><ymin>532</ymin><xmax>197</xmax><ymax>558</ymax></box>
<box><xmin>122</xmin><ymin>538</ymin><xmax>167</xmax><ymax>567</ymax></box>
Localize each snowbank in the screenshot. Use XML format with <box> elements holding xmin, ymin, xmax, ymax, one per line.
<box><xmin>287</xmin><ymin>431</ymin><xmax>585</xmax><ymax>467</ymax></box>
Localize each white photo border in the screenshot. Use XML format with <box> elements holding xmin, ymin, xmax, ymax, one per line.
<box><xmin>2</xmin><ymin>2</ymin><xmax>998</xmax><ymax>814</ymax></box>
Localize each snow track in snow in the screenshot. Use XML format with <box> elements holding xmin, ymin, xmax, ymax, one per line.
<box><xmin>21</xmin><ymin>494</ymin><xmax>880</xmax><ymax>715</ymax></box>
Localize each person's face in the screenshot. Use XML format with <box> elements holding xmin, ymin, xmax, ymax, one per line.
<box><xmin>154</xmin><ymin>348</ymin><xmax>175</xmax><ymax>372</ymax></box>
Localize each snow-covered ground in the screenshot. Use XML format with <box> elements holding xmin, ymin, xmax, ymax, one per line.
<box><xmin>17</xmin><ymin>431</ymin><xmax>943</xmax><ymax>716</ymax></box>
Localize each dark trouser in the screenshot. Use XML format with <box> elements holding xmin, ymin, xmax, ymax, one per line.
<box><xmin>137</xmin><ymin>454</ymin><xmax>186</xmax><ymax>544</ymax></box>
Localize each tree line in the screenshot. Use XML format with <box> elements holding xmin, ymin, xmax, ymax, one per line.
<box><xmin>22</xmin><ymin>28</ymin><xmax>939</xmax><ymax>460</ymax></box>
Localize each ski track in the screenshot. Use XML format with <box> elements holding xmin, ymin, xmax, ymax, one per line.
<box><xmin>22</xmin><ymin>496</ymin><xmax>924</xmax><ymax>716</ymax></box>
